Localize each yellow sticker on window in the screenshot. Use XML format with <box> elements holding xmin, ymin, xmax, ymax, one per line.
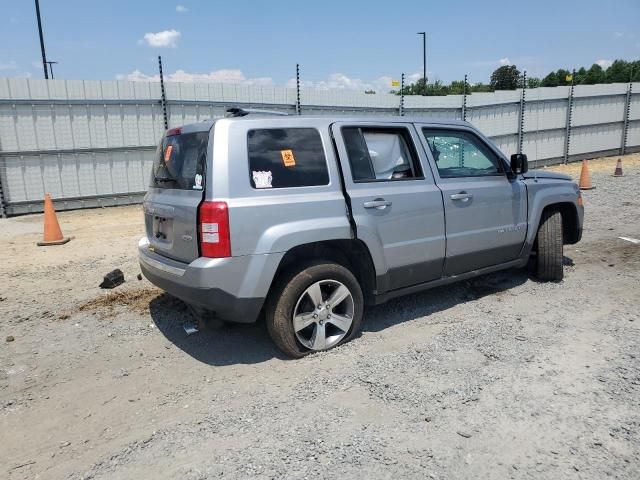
<box><xmin>164</xmin><ymin>145</ymin><xmax>173</xmax><ymax>162</ymax></box>
<box><xmin>280</xmin><ymin>149</ymin><xmax>296</xmax><ymax>167</ymax></box>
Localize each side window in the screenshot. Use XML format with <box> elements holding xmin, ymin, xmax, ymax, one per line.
<box><xmin>342</xmin><ymin>127</ymin><xmax>422</xmax><ymax>182</ymax></box>
<box><xmin>422</xmin><ymin>129</ymin><xmax>504</xmax><ymax>178</ymax></box>
<box><xmin>247</xmin><ymin>128</ymin><xmax>329</xmax><ymax>189</ymax></box>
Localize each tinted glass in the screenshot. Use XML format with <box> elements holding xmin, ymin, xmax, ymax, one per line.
<box><xmin>422</xmin><ymin>129</ymin><xmax>503</xmax><ymax>178</ymax></box>
<box><xmin>342</xmin><ymin>127</ymin><xmax>421</xmax><ymax>181</ymax></box>
<box><xmin>151</xmin><ymin>131</ymin><xmax>209</xmax><ymax>190</ymax></box>
<box><xmin>248</xmin><ymin>128</ymin><xmax>329</xmax><ymax>189</ymax></box>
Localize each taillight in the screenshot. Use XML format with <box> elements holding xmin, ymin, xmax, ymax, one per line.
<box><xmin>198</xmin><ymin>201</ymin><xmax>231</xmax><ymax>258</ymax></box>
<box><xmin>166</xmin><ymin>127</ymin><xmax>182</xmax><ymax>136</ymax></box>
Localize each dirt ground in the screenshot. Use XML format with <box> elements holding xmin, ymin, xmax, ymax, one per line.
<box><xmin>1</xmin><ymin>154</ymin><xmax>639</xmax><ymax>479</ymax></box>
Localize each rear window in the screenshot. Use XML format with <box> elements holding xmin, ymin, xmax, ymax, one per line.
<box><xmin>247</xmin><ymin>128</ymin><xmax>329</xmax><ymax>189</ymax></box>
<box><xmin>151</xmin><ymin>131</ymin><xmax>209</xmax><ymax>190</ymax></box>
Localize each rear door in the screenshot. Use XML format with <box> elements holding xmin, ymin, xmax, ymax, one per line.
<box><xmin>143</xmin><ymin>125</ymin><xmax>211</xmax><ymax>263</ymax></box>
<box><xmin>331</xmin><ymin>122</ymin><xmax>445</xmax><ymax>292</ymax></box>
<box><xmin>417</xmin><ymin>125</ymin><xmax>527</xmax><ymax>276</ymax></box>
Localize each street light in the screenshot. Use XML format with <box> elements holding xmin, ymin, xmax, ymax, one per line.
<box><xmin>45</xmin><ymin>61</ymin><xmax>58</xmax><ymax>79</ymax></box>
<box><xmin>35</xmin><ymin>0</ymin><xmax>49</xmax><ymax>79</ymax></box>
<box><xmin>417</xmin><ymin>32</ymin><xmax>426</xmax><ymax>95</ymax></box>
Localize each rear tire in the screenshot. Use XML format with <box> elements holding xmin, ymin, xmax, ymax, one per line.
<box><xmin>266</xmin><ymin>261</ymin><xmax>364</xmax><ymax>358</ymax></box>
<box><xmin>534</xmin><ymin>210</ymin><xmax>564</xmax><ymax>281</ymax></box>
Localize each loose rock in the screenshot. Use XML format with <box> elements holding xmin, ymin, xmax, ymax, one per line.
<box><xmin>99</xmin><ymin>269</ymin><xmax>125</xmax><ymax>289</ymax></box>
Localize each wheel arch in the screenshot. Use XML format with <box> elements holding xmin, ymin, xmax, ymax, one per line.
<box><xmin>539</xmin><ymin>202</ymin><xmax>580</xmax><ymax>245</ymax></box>
<box><xmin>268</xmin><ymin>239</ymin><xmax>377</xmax><ymax>306</ymax></box>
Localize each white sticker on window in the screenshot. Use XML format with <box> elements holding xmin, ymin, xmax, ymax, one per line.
<box><xmin>193</xmin><ymin>173</ymin><xmax>203</xmax><ymax>190</ymax></box>
<box><xmin>252</xmin><ymin>170</ymin><xmax>273</xmax><ymax>189</ymax></box>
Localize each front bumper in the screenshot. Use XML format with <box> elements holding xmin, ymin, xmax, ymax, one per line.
<box><xmin>138</xmin><ymin>237</ymin><xmax>281</xmax><ymax>323</ymax></box>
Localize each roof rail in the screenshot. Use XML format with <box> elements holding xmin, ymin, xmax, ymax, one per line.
<box><xmin>225</xmin><ymin>107</ymin><xmax>289</xmax><ymax>117</ymax></box>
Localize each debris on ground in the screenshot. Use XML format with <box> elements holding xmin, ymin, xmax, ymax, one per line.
<box><xmin>99</xmin><ymin>269</ymin><xmax>125</xmax><ymax>289</ymax></box>
<box><xmin>78</xmin><ymin>287</ymin><xmax>163</xmax><ymax>318</ymax></box>
<box><xmin>183</xmin><ymin>322</ymin><xmax>199</xmax><ymax>336</ymax></box>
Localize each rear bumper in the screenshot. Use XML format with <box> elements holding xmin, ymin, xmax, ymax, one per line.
<box><xmin>138</xmin><ymin>237</ymin><xmax>283</xmax><ymax>323</ymax></box>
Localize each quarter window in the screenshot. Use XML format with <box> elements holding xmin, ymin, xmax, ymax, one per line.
<box><xmin>247</xmin><ymin>128</ymin><xmax>329</xmax><ymax>189</ymax></box>
<box><xmin>422</xmin><ymin>129</ymin><xmax>504</xmax><ymax>178</ymax></box>
<box><xmin>342</xmin><ymin>127</ymin><xmax>422</xmax><ymax>182</ymax></box>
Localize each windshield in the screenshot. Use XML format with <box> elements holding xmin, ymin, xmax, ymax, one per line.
<box><xmin>151</xmin><ymin>131</ymin><xmax>209</xmax><ymax>190</ymax></box>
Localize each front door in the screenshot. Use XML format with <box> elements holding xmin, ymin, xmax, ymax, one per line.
<box><xmin>331</xmin><ymin>122</ymin><xmax>446</xmax><ymax>292</ymax></box>
<box><xmin>418</xmin><ymin>126</ymin><xmax>527</xmax><ymax>276</ymax></box>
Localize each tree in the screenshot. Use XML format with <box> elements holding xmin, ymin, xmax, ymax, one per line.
<box><xmin>490</xmin><ymin>65</ymin><xmax>521</xmax><ymax>90</ymax></box>
<box><xmin>527</xmin><ymin>77</ymin><xmax>541</xmax><ymax>89</ymax></box>
<box><xmin>575</xmin><ymin>67</ymin><xmax>587</xmax><ymax>85</ymax></box>
<box><xmin>541</xmin><ymin>72</ymin><xmax>559</xmax><ymax>87</ymax></box>
<box><xmin>584</xmin><ymin>64</ymin><xmax>606</xmax><ymax>84</ymax></box>
<box><xmin>470</xmin><ymin>82</ymin><xmax>493</xmax><ymax>93</ymax></box>
<box><xmin>606</xmin><ymin>60</ymin><xmax>631</xmax><ymax>83</ymax></box>
<box><xmin>556</xmin><ymin>69</ymin><xmax>572</xmax><ymax>86</ymax></box>
<box><xmin>631</xmin><ymin>61</ymin><xmax>640</xmax><ymax>81</ymax></box>
<box><xmin>448</xmin><ymin>80</ymin><xmax>467</xmax><ymax>95</ymax></box>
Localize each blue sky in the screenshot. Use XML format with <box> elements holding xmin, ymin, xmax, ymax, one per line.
<box><xmin>1</xmin><ymin>0</ymin><xmax>639</xmax><ymax>90</ymax></box>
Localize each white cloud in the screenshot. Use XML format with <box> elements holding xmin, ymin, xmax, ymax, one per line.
<box><xmin>116</xmin><ymin>69</ymin><xmax>432</xmax><ymax>93</ymax></box>
<box><xmin>140</xmin><ymin>29</ymin><xmax>181</xmax><ymax>48</ymax></box>
<box><xmin>0</xmin><ymin>60</ymin><xmax>18</xmax><ymax>70</ymax></box>
<box><xmin>596</xmin><ymin>59</ymin><xmax>613</xmax><ymax>68</ymax></box>
<box><xmin>285</xmin><ymin>72</ymin><xmax>424</xmax><ymax>92</ymax></box>
<box><xmin>117</xmin><ymin>68</ymin><xmax>274</xmax><ymax>85</ymax></box>
<box><xmin>176</xmin><ymin>4</ymin><xmax>188</xmax><ymax>13</ymax></box>
<box><xmin>499</xmin><ymin>57</ymin><xmax>511</xmax><ymax>66</ymax></box>
<box><xmin>614</xmin><ymin>32</ymin><xmax>624</xmax><ymax>38</ymax></box>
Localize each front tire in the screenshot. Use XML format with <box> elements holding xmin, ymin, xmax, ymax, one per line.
<box><xmin>266</xmin><ymin>261</ymin><xmax>364</xmax><ymax>358</ymax></box>
<box><xmin>534</xmin><ymin>210</ymin><xmax>564</xmax><ymax>281</ymax></box>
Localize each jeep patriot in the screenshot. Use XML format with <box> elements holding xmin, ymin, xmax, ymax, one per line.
<box><xmin>139</xmin><ymin>110</ymin><xmax>583</xmax><ymax>357</ymax></box>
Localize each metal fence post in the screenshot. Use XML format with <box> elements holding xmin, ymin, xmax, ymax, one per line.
<box><xmin>0</xmin><ymin>159</ymin><xmax>6</xmax><ymax>218</ymax></box>
<box><xmin>295</xmin><ymin>63</ymin><xmax>301</xmax><ymax>115</ymax></box>
<box><xmin>462</xmin><ymin>74</ymin><xmax>468</xmax><ymax>122</ymax></box>
<box><xmin>158</xmin><ymin>56</ymin><xmax>168</xmax><ymax>130</ymax></box>
<box><xmin>399</xmin><ymin>73</ymin><xmax>405</xmax><ymax>116</ymax></box>
<box><xmin>621</xmin><ymin>82</ymin><xmax>633</xmax><ymax>155</ymax></box>
<box><xmin>517</xmin><ymin>70</ymin><xmax>527</xmax><ymax>154</ymax></box>
<box><xmin>563</xmin><ymin>69</ymin><xmax>576</xmax><ymax>164</ymax></box>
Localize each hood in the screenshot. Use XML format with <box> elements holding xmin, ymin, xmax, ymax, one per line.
<box><xmin>522</xmin><ymin>169</ymin><xmax>572</xmax><ymax>181</ymax></box>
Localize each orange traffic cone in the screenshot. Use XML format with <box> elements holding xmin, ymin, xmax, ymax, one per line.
<box><xmin>37</xmin><ymin>193</ymin><xmax>71</xmax><ymax>246</ymax></box>
<box><xmin>579</xmin><ymin>160</ymin><xmax>594</xmax><ymax>190</ymax></box>
<box><xmin>613</xmin><ymin>158</ymin><xmax>623</xmax><ymax>177</ymax></box>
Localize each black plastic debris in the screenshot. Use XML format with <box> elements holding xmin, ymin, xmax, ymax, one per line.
<box><xmin>100</xmin><ymin>269</ymin><xmax>125</xmax><ymax>289</ymax></box>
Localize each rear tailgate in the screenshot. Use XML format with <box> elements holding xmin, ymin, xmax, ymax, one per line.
<box><xmin>143</xmin><ymin>126</ymin><xmax>211</xmax><ymax>264</ymax></box>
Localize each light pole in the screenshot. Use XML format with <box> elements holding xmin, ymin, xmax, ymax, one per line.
<box><xmin>35</xmin><ymin>0</ymin><xmax>49</xmax><ymax>79</ymax></box>
<box><xmin>45</xmin><ymin>61</ymin><xmax>58</xmax><ymax>79</ymax></box>
<box><xmin>417</xmin><ymin>32</ymin><xmax>426</xmax><ymax>95</ymax></box>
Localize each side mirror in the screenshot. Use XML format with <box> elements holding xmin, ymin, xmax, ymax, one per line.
<box><xmin>510</xmin><ymin>153</ymin><xmax>528</xmax><ymax>175</ymax></box>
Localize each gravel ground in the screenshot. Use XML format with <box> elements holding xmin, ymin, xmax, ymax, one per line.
<box><xmin>1</xmin><ymin>154</ymin><xmax>639</xmax><ymax>479</ymax></box>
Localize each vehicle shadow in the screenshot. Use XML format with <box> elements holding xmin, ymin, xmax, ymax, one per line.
<box><xmin>362</xmin><ymin>268</ymin><xmax>530</xmax><ymax>333</ymax></box>
<box><xmin>149</xmin><ymin>267</ymin><xmax>532</xmax><ymax>366</ymax></box>
<box><xmin>149</xmin><ymin>294</ymin><xmax>285</xmax><ymax>366</ymax></box>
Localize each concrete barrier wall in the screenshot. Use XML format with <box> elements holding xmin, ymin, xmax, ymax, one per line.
<box><xmin>0</xmin><ymin>78</ymin><xmax>638</xmax><ymax>216</ymax></box>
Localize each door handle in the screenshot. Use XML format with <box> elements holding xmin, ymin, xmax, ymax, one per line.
<box><xmin>450</xmin><ymin>192</ymin><xmax>473</xmax><ymax>201</ymax></box>
<box><xmin>364</xmin><ymin>199</ymin><xmax>392</xmax><ymax>210</ymax></box>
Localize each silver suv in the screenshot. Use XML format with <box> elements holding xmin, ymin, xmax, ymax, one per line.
<box><xmin>139</xmin><ymin>110</ymin><xmax>583</xmax><ymax>357</ymax></box>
